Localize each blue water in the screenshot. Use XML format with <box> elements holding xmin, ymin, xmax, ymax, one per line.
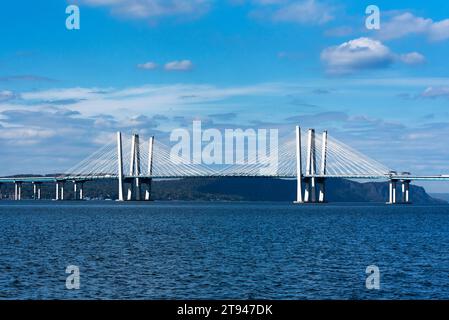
<box><xmin>0</xmin><ymin>201</ymin><xmax>449</xmax><ymax>299</ymax></box>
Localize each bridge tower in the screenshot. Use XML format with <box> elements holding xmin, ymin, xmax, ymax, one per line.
<box><xmin>295</xmin><ymin>127</ymin><xmax>328</xmax><ymax>204</ymax></box>
<box><xmin>304</xmin><ymin>129</ymin><xmax>317</xmax><ymax>202</ymax></box>
<box><xmin>143</xmin><ymin>136</ymin><xmax>154</xmax><ymax>201</ymax></box>
<box><xmin>294</xmin><ymin>126</ymin><xmax>304</xmax><ymax>203</ymax></box>
<box><xmin>117</xmin><ymin>131</ymin><xmax>125</xmax><ymax>201</ymax></box>
<box><xmin>317</xmin><ymin>130</ymin><xmax>328</xmax><ymax>203</ymax></box>
<box><xmin>126</xmin><ymin>134</ymin><xmax>142</xmax><ymax>201</ymax></box>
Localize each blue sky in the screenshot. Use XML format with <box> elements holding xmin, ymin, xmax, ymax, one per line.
<box><xmin>1</xmin><ymin>0</ymin><xmax>449</xmax><ymax>191</ymax></box>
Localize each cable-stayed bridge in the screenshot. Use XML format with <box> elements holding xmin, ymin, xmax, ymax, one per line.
<box><xmin>1</xmin><ymin>126</ymin><xmax>448</xmax><ymax>204</ymax></box>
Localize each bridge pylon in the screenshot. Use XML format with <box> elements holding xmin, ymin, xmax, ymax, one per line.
<box><xmin>294</xmin><ymin>126</ymin><xmax>304</xmax><ymax>203</ymax></box>
<box><xmin>117</xmin><ymin>133</ymin><xmax>154</xmax><ymax>201</ymax></box>
<box><xmin>295</xmin><ymin>127</ymin><xmax>327</xmax><ymax>204</ymax></box>
<box><xmin>142</xmin><ymin>136</ymin><xmax>154</xmax><ymax>201</ymax></box>
<box><xmin>117</xmin><ymin>131</ymin><xmax>125</xmax><ymax>201</ymax></box>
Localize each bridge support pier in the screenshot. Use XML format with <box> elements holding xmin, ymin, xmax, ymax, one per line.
<box><xmin>14</xmin><ymin>181</ymin><xmax>22</xmax><ymax>200</ymax></box>
<box><xmin>32</xmin><ymin>182</ymin><xmax>42</xmax><ymax>200</ymax></box>
<box><xmin>317</xmin><ymin>178</ymin><xmax>326</xmax><ymax>203</ymax></box>
<box><xmin>79</xmin><ymin>182</ymin><xmax>84</xmax><ymax>200</ymax></box>
<box><xmin>141</xmin><ymin>179</ymin><xmax>153</xmax><ymax>201</ymax></box>
<box><xmin>73</xmin><ymin>181</ymin><xmax>85</xmax><ymax>200</ymax></box>
<box><xmin>56</xmin><ymin>181</ymin><xmax>65</xmax><ymax>201</ymax></box>
<box><xmin>388</xmin><ymin>179</ymin><xmax>397</xmax><ymax>204</ymax></box>
<box><xmin>401</xmin><ymin>180</ymin><xmax>411</xmax><ymax>204</ymax></box>
<box><xmin>73</xmin><ymin>182</ymin><xmax>78</xmax><ymax>200</ymax></box>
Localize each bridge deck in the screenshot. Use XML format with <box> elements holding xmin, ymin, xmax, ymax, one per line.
<box><xmin>2</xmin><ymin>174</ymin><xmax>449</xmax><ymax>183</ymax></box>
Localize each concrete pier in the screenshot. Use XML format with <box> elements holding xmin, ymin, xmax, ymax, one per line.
<box><xmin>401</xmin><ymin>180</ymin><xmax>411</xmax><ymax>204</ymax></box>
<box><xmin>79</xmin><ymin>182</ymin><xmax>84</xmax><ymax>200</ymax></box>
<box><xmin>14</xmin><ymin>181</ymin><xmax>22</xmax><ymax>201</ymax></box>
<box><xmin>32</xmin><ymin>182</ymin><xmax>42</xmax><ymax>200</ymax></box>
<box><xmin>56</xmin><ymin>181</ymin><xmax>65</xmax><ymax>200</ymax></box>
<box><xmin>73</xmin><ymin>181</ymin><xmax>85</xmax><ymax>200</ymax></box>
<box><xmin>388</xmin><ymin>179</ymin><xmax>397</xmax><ymax>204</ymax></box>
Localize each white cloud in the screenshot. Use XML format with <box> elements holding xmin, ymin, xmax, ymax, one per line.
<box><xmin>249</xmin><ymin>0</ymin><xmax>334</xmax><ymax>25</ymax></box>
<box><xmin>0</xmin><ymin>90</ymin><xmax>15</xmax><ymax>102</ymax></box>
<box><xmin>378</xmin><ymin>12</ymin><xmax>449</xmax><ymax>42</ymax></box>
<box><xmin>80</xmin><ymin>0</ymin><xmax>211</xmax><ymax>20</ymax></box>
<box><xmin>21</xmin><ymin>87</ymin><xmax>109</xmax><ymax>101</ymax></box>
<box><xmin>271</xmin><ymin>0</ymin><xmax>333</xmax><ymax>25</ymax></box>
<box><xmin>164</xmin><ymin>60</ymin><xmax>193</xmax><ymax>71</ymax></box>
<box><xmin>12</xmin><ymin>83</ymin><xmax>287</xmax><ymax>119</ymax></box>
<box><xmin>137</xmin><ymin>61</ymin><xmax>158</xmax><ymax>70</ymax></box>
<box><xmin>321</xmin><ymin>38</ymin><xmax>393</xmax><ymax>74</ymax></box>
<box><xmin>321</xmin><ymin>37</ymin><xmax>425</xmax><ymax>75</ymax></box>
<box><xmin>399</xmin><ymin>52</ymin><xmax>425</xmax><ymax>65</ymax></box>
<box><xmin>421</xmin><ymin>87</ymin><xmax>449</xmax><ymax>99</ymax></box>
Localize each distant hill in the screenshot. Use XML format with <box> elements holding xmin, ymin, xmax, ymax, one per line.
<box><xmin>151</xmin><ymin>177</ymin><xmax>445</xmax><ymax>204</ymax></box>
<box><xmin>0</xmin><ymin>177</ymin><xmax>445</xmax><ymax>204</ymax></box>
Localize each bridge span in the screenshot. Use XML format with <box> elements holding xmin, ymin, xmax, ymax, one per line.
<box><xmin>1</xmin><ymin>127</ymin><xmax>448</xmax><ymax>204</ymax></box>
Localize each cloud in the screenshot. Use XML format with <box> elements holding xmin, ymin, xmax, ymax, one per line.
<box><xmin>80</xmin><ymin>0</ymin><xmax>211</xmax><ymax>21</ymax></box>
<box><xmin>249</xmin><ymin>0</ymin><xmax>334</xmax><ymax>25</ymax></box>
<box><xmin>420</xmin><ymin>87</ymin><xmax>449</xmax><ymax>99</ymax></box>
<box><xmin>285</xmin><ymin>111</ymin><xmax>349</xmax><ymax>125</ymax></box>
<box><xmin>0</xmin><ymin>90</ymin><xmax>16</xmax><ymax>102</ymax></box>
<box><xmin>164</xmin><ymin>60</ymin><xmax>193</xmax><ymax>71</ymax></box>
<box><xmin>0</xmin><ymin>75</ymin><xmax>55</xmax><ymax>82</ymax></box>
<box><xmin>137</xmin><ymin>61</ymin><xmax>158</xmax><ymax>70</ymax></box>
<box><xmin>378</xmin><ymin>12</ymin><xmax>449</xmax><ymax>42</ymax></box>
<box><xmin>320</xmin><ymin>37</ymin><xmax>424</xmax><ymax>75</ymax></box>
<box><xmin>271</xmin><ymin>0</ymin><xmax>333</xmax><ymax>25</ymax></box>
<box><xmin>398</xmin><ymin>52</ymin><xmax>426</xmax><ymax>65</ymax></box>
<box><xmin>208</xmin><ymin>112</ymin><xmax>237</xmax><ymax>121</ymax></box>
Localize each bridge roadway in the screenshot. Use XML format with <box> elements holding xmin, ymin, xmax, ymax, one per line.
<box><xmin>2</xmin><ymin>174</ymin><xmax>449</xmax><ymax>183</ymax></box>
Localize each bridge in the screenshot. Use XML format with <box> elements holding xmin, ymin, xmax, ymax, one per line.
<box><xmin>1</xmin><ymin>126</ymin><xmax>448</xmax><ymax>204</ymax></box>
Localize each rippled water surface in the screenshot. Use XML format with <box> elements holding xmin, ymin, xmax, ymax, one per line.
<box><xmin>1</xmin><ymin>201</ymin><xmax>449</xmax><ymax>299</ymax></box>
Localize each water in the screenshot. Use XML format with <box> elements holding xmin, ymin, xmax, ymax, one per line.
<box><xmin>1</xmin><ymin>201</ymin><xmax>449</xmax><ymax>300</ymax></box>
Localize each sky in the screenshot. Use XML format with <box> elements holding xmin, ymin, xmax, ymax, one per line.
<box><xmin>1</xmin><ymin>0</ymin><xmax>449</xmax><ymax>191</ymax></box>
